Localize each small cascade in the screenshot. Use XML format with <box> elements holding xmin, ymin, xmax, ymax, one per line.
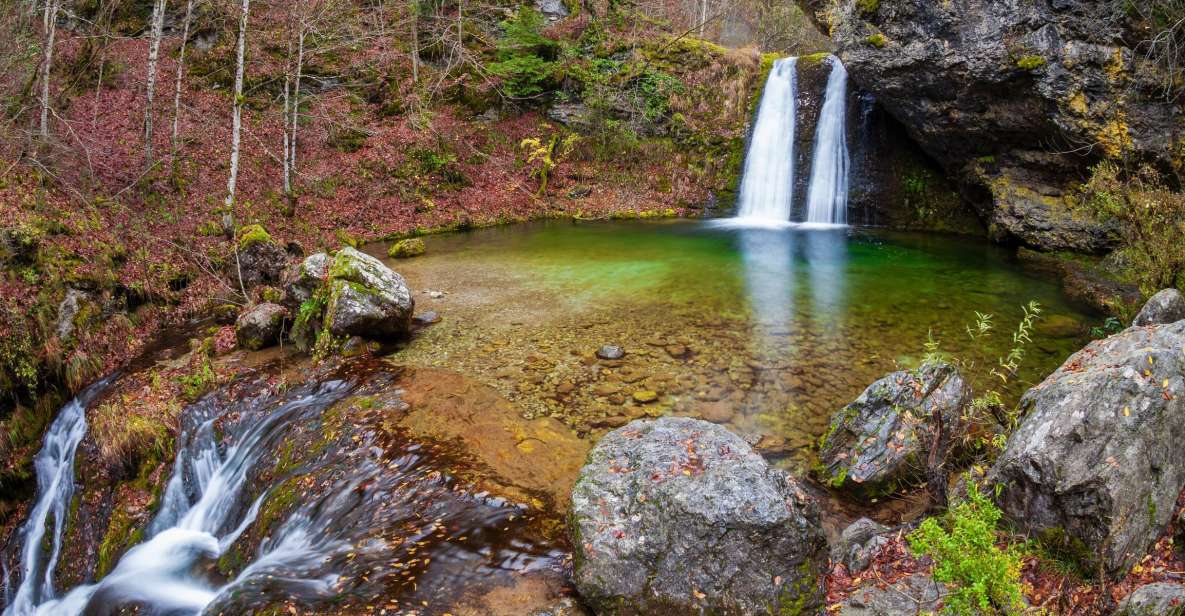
<box><xmin>4</xmin><ymin>379</ymin><xmax>112</xmax><ymax>616</ymax></box>
<box><xmin>733</xmin><ymin>57</ymin><xmax>798</xmax><ymax>224</ymax></box>
<box><xmin>804</xmin><ymin>56</ymin><xmax>851</xmax><ymax>226</ymax></box>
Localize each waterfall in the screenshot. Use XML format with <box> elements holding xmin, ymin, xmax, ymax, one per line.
<box><xmin>4</xmin><ymin>379</ymin><xmax>112</xmax><ymax>616</ymax></box>
<box><xmin>733</xmin><ymin>57</ymin><xmax>798</xmax><ymax>225</ymax></box>
<box><xmin>804</xmin><ymin>56</ymin><xmax>850</xmax><ymax>226</ymax></box>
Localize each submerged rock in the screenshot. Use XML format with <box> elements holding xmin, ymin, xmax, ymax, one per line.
<box><xmin>596</xmin><ymin>345</ymin><xmax>625</xmax><ymax>360</ymax></box>
<box><xmin>387</xmin><ymin>238</ymin><xmax>425</xmax><ymax>259</ymax></box>
<box><xmin>325</xmin><ymin>247</ymin><xmax>414</xmax><ymax>339</ymax></box>
<box><xmin>1115</xmin><ymin>583</ymin><xmax>1185</xmax><ymax>616</ymax></box>
<box><xmin>1133</xmin><ymin>288</ymin><xmax>1185</xmax><ymax>327</ymax></box>
<box><xmin>989</xmin><ymin>321</ymin><xmax>1185</xmax><ymax>576</ymax></box>
<box><xmin>235</xmin><ymin>303</ymin><xmax>287</xmax><ymax>350</ymax></box>
<box><xmin>570</xmin><ymin>417</ymin><xmax>826</xmax><ymax>615</ymax></box>
<box><xmin>818</xmin><ymin>363</ymin><xmax>971</xmax><ymax>494</ymax></box>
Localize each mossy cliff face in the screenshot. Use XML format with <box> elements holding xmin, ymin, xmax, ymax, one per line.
<box><xmin>797</xmin><ymin>0</ymin><xmax>1183</xmax><ymax>250</ymax></box>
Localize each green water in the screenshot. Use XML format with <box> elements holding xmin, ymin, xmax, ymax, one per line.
<box><xmin>384</xmin><ymin>219</ymin><xmax>1093</xmax><ymax>470</ymax></box>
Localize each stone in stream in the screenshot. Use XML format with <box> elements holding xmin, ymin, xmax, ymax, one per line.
<box><xmin>283</xmin><ymin>251</ymin><xmax>330</xmax><ymax>310</ymax></box>
<box><xmin>325</xmin><ymin>247</ymin><xmax>415</xmax><ymax>339</ymax></box>
<box><xmin>413</xmin><ymin>310</ymin><xmax>441</xmax><ymax>325</ymax></box>
<box><xmin>818</xmin><ymin>362</ymin><xmax>971</xmax><ymax>495</ymax></box>
<box><xmin>570</xmin><ymin>417</ymin><xmax>826</xmax><ymax>615</ymax></box>
<box><xmin>1114</xmin><ymin>583</ymin><xmax>1185</xmax><ymax>616</ymax></box>
<box><xmin>387</xmin><ymin>237</ymin><xmax>426</xmax><ymax>259</ymax></box>
<box><xmin>1132</xmin><ymin>288</ymin><xmax>1185</xmax><ymax>327</ymax></box>
<box><xmin>235</xmin><ymin>302</ymin><xmax>287</xmax><ymax>350</ymax></box>
<box><xmin>596</xmin><ymin>345</ymin><xmax>625</xmax><ymax>360</ymax></box>
<box><xmin>831</xmin><ymin>517</ymin><xmax>890</xmax><ymax>574</ymax></box>
<box><xmin>988</xmin><ymin>321</ymin><xmax>1185</xmax><ymax>576</ymax></box>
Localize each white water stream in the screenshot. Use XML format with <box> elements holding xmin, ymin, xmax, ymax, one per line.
<box><xmin>804</xmin><ymin>56</ymin><xmax>851</xmax><ymax>226</ymax></box>
<box><xmin>733</xmin><ymin>57</ymin><xmax>798</xmax><ymax>225</ymax></box>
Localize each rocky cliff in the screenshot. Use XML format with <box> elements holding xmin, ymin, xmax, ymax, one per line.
<box><xmin>799</xmin><ymin>0</ymin><xmax>1184</xmax><ymax>252</ymax></box>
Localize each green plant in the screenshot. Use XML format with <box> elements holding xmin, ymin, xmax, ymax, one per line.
<box><xmin>487</xmin><ymin>6</ymin><xmax>558</xmax><ymax>98</ymax></box>
<box><xmin>1090</xmin><ymin>316</ymin><xmax>1123</xmax><ymax>338</ymax></box>
<box><xmin>991</xmin><ymin>301</ymin><xmax>1042</xmax><ymax>385</ymax></box>
<box><xmin>909</xmin><ymin>481</ymin><xmax>1026</xmax><ymax>615</ymax></box>
<box><xmin>1079</xmin><ymin>161</ymin><xmax>1185</xmax><ymax>295</ymax></box>
<box><xmin>1015</xmin><ymin>55</ymin><xmax>1046</xmax><ymax>70</ymax></box>
<box><xmin>177</xmin><ymin>358</ymin><xmax>216</xmax><ymax>401</ymax></box>
<box><xmin>866</xmin><ymin>33</ymin><xmax>887</xmax><ymax>48</ymax></box>
<box><xmin>520</xmin><ymin>133</ymin><xmax>580</xmax><ymax>194</ymax></box>
<box><xmin>857</xmin><ymin>0</ymin><xmax>880</xmax><ymax>14</ymax></box>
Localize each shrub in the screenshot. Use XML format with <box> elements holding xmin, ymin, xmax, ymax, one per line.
<box><xmin>909</xmin><ymin>481</ymin><xmax>1026</xmax><ymax>615</ymax></box>
<box><xmin>487</xmin><ymin>7</ymin><xmax>558</xmax><ymax>98</ymax></box>
<box><xmin>866</xmin><ymin>33</ymin><xmax>887</xmax><ymax>48</ymax></box>
<box><xmin>1079</xmin><ymin>161</ymin><xmax>1185</xmax><ymax>295</ymax></box>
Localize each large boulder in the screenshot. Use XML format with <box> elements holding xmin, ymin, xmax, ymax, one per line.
<box><xmin>819</xmin><ymin>363</ymin><xmax>971</xmax><ymax>495</ymax></box>
<box><xmin>1133</xmin><ymin>288</ymin><xmax>1185</xmax><ymax>327</ymax></box>
<box><xmin>989</xmin><ymin>321</ymin><xmax>1185</xmax><ymax>576</ymax></box>
<box><xmin>798</xmin><ymin>0</ymin><xmax>1183</xmax><ymax>250</ymax></box>
<box><xmin>570</xmin><ymin>417</ymin><xmax>826</xmax><ymax>615</ymax></box>
<box><xmin>230</xmin><ymin>225</ymin><xmax>288</xmax><ymax>290</ymax></box>
<box><xmin>283</xmin><ymin>252</ymin><xmax>331</xmax><ymax>311</ymax></box>
<box><xmin>325</xmin><ymin>247</ymin><xmax>414</xmax><ymax>339</ymax></box>
<box><xmin>235</xmin><ymin>303</ymin><xmax>287</xmax><ymax>350</ymax></box>
<box><xmin>1115</xmin><ymin>583</ymin><xmax>1185</xmax><ymax>616</ymax></box>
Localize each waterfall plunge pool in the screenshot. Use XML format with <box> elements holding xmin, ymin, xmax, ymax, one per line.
<box><xmin>385</xmin><ymin>218</ymin><xmax>1093</xmax><ymax>471</ymax></box>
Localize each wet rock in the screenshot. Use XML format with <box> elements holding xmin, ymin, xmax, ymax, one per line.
<box><xmin>1034</xmin><ymin>314</ymin><xmax>1082</xmax><ymax>338</ymax></box>
<box><xmin>665</xmin><ymin>344</ymin><xmax>689</xmax><ymax>358</ymax></box>
<box><xmin>819</xmin><ymin>363</ymin><xmax>971</xmax><ymax>494</ymax></box>
<box><xmin>56</xmin><ymin>287</ymin><xmax>92</xmax><ymax>342</ymax></box>
<box><xmin>283</xmin><ymin>252</ymin><xmax>330</xmax><ymax>310</ymax></box>
<box><xmin>831</xmin><ymin>518</ymin><xmax>890</xmax><ymax>574</ymax></box>
<box><xmin>596</xmin><ymin>345</ymin><xmax>625</xmax><ymax>360</ymax></box>
<box><xmin>413</xmin><ymin>310</ymin><xmax>441</xmax><ymax>325</ymax></box>
<box><xmin>697</xmin><ymin>401</ymin><xmax>735</xmax><ymax>424</ymax></box>
<box><xmin>837</xmin><ymin>573</ymin><xmax>947</xmax><ymax>616</ymax></box>
<box><xmin>1115</xmin><ymin>583</ymin><xmax>1185</xmax><ymax>616</ymax></box>
<box><xmin>989</xmin><ymin>321</ymin><xmax>1185</xmax><ymax>576</ymax></box>
<box><xmin>570</xmin><ymin>417</ymin><xmax>826</xmax><ymax>615</ymax></box>
<box><xmin>1133</xmin><ymin>289</ymin><xmax>1185</xmax><ymax>327</ymax></box>
<box><xmin>631</xmin><ymin>390</ymin><xmax>657</xmax><ymax>404</ymax></box>
<box><xmin>387</xmin><ymin>238</ymin><xmax>425</xmax><ymax>259</ymax></box>
<box><xmin>325</xmin><ymin>247</ymin><xmax>414</xmax><ymax>339</ymax></box>
<box><xmin>229</xmin><ymin>225</ymin><xmax>288</xmax><ymax>291</ymax></box>
<box><xmin>235</xmin><ymin>303</ymin><xmax>287</xmax><ymax>350</ymax></box>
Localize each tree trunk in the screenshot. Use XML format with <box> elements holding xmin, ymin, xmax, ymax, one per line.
<box><xmin>698</xmin><ymin>0</ymin><xmax>708</xmax><ymax>37</ymax></box>
<box><xmin>410</xmin><ymin>0</ymin><xmax>419</xmax><ymax>82</ymax></box>
<box><xmin>171</xmin><ymin>0</ymin><xmax>195</xmax><ymax>162</ymax></box>
<box><xmin>223</xmin><ymin>0</ymin><xmax>250</xmax><ymax>235</ymax></box>
<box><xmin>39</xmin><ymin>0</ymin><xmax>58</xmax><ymax>141</ymax></box>
<box><xmin>144</xmin><ymin>0</ymin><xmax>167</xmax><ymax>169</ymax></box>
<box><xmin>290</xmin><ymin>26</ymin><xmax>303</xmax><ymax>192</ymax></box>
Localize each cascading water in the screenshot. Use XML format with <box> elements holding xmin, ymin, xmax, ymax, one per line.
<box><xmin>4</xmin><ymin>378</ymin><xmax>112</xmax><ymax>616</ymax></box>
<box><xmin>803</xmin><ymin>56</ymin><xmax>850</xmax><ymax>226</ymax></box>
<box><xmin>6</xmin><ymin>369</ymin><xmax>559</xmax><ymax>616</ymax></box>
<box><xmin>732</xmin><ymin>57</ymin><xmax>798</xmax><ymax>225</ymax></box>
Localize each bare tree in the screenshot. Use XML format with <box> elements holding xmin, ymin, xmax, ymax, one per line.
<box><xmin>144</xmin><ymin>0</ymin><xmax>168</xmax><ymax>168</ymax></box>
<box><xmin>223</xmin><ymin>0</ymin><xmax>250</xmax><ymax>234</ymax></box>
<box><xmin>171</xmin><ymin>0</ymin><xmax>196</xmax><ymax>162</ymax></box>
<box><xmin>38</xmin><ymin>0</ymin><xmax>59</xmax><ymax>141</ymax></box>
<box><xmin>282</xmin><ymin>0</ymin><xmax>305</xmax><ymax>205</ymax></box>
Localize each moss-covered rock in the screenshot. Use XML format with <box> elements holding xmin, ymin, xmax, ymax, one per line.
<box><xmin>387</xmin><ymin>238</ymin><xmax>425</xmax><ymax>259</ymax></box>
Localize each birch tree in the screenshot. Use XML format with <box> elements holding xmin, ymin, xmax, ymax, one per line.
<box><xmin>282</xmin><ymin>1</ymin><xmax>305</xmax><ymax>205</ymax></box>
<box><xmin>223</xmin><ymin>0</ymin><xmax>250</xmax><ymax>234</ymax></box>
<box><xmin>171</xmin><ymin>0</ymin><xmax>196</xmax><ymax>162</ymax></box>
<box><xmin>38</xmin><ymin>0</ymin><xmax>58</xmax><ymax>141</ymax></box>
<box><xmin>144</xmin><ymin>0</ymin><xmax>168</xmax><ymax>168</ymax></box>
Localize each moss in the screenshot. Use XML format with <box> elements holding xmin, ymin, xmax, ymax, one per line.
<box><xmin>1015</xmin><ymin>55</ymin><xmax>1047</xmax><ymax>70</ymax></box>
<box><xmin>856</xmin><ymin>0</ymin><xmax>879</xmax><ymax>15</ymax></box>
<box><xmin>865</xmin><ymin>33</ymin><xmax>887</xmax><ymax>48</ymax></box>
<box><xmin>388</xmin><ymin>238</ymin><xmax>425</xmax><ymax>259</ymax></box>
<box><xmin>237</xmin><ymin>224</ymin><xmax>272</xmax><ymax>250</ymax></box>
<box><xmin>96</xmin><ymin>505</ymin><xmax>145</xmax><ymax>577</ymax></box>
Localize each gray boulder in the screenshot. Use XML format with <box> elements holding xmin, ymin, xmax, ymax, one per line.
<box><xmin>989</xmin><ymin>321</ymin><xmax>1185</xmax><ymax>576</ymax></box>
<box><xmin>324</xmin><ymin>247</ymin><xmax>414</xmax><ymax>339</ymax></box>
<box><xmin>819</xmin><ymin>363</ymin><xmax>971</xmax><ymax>494</ymax></box>
<box><xmin>284</xmin><ymin>252</ymin><xmax>331</xmax><ymax>310</ymax></box>
<box><xmin>230</xmin><ymin>231</ymin><xmax>288</xmax><ymax>291</ymax></box>
<box><xmin>535</xmin><ymin>0</ymin><xmax>568</xmax><ymax>21</ymax></box>
<box><xmin>837</xmin><ymin>573</ymin><xmax>948</xmax><ymax>616</ymax></box>
<box><xmin>235</xmin><ymin>303</ymin><xmax>287</xmax><ymax>350</ymax></box>
<box><xmin>1115</xmin><ymin>583</ymin><xmax>1185</xmax><ymax>616</ymax></box>
<box><xmin>1133</xmin><ymin>288</ymin><xmax>1185</xmax><ymax>327</ymax></box>
<box><xmin>570</xmin><ymin>417</ymin><xmax>826</xmax><ymax>615</ymax></box>
<box><xmin>831</xmin><ymin>518</ymin><xmax>890</xmax><ymax>574</ymax></box>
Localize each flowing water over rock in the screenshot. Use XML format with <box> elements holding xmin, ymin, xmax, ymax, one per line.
<box><xmin>734</xmin><ymin>57</ymin><xmax>798</xmax><ymax>224</ymax></box>
<box><xmin>4</xmin><ymin>363</ymin><xmax>566</xmax><ymax>615</ymax></box>
<box><xmin>804</xmin><ymin>56</ymin><xmax>850</xmax><ymax>226</ymax></box>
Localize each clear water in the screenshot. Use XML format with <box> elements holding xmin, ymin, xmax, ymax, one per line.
<box><xmin>389</xmin><ymin>219</ymin><xmax>1092</xmax><ymax>468</ymax></box>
